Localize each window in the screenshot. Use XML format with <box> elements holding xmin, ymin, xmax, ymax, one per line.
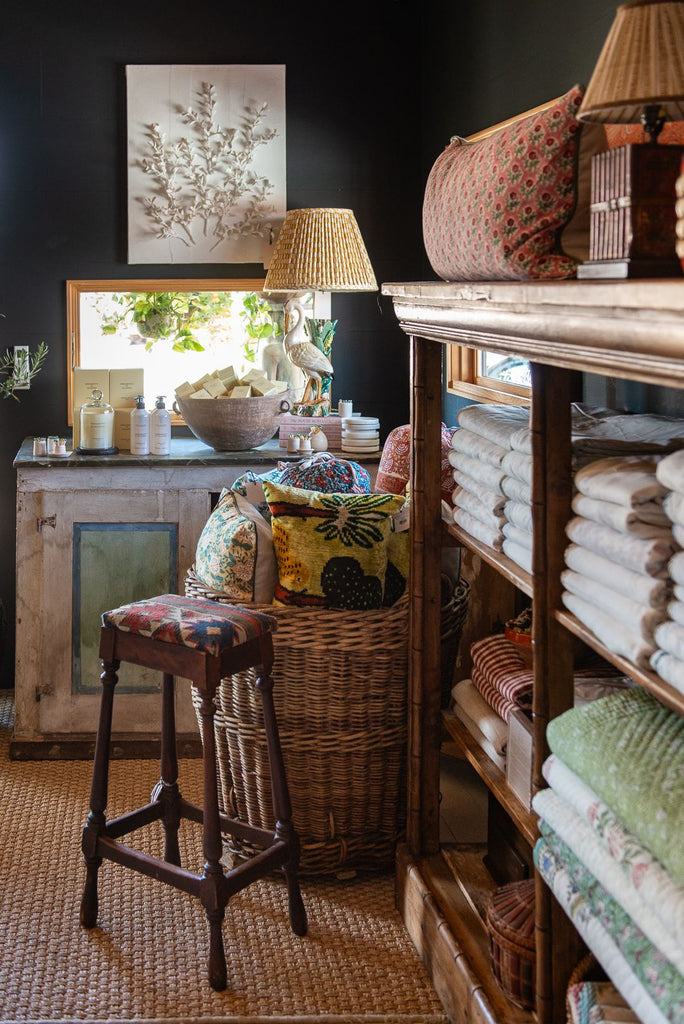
<box><xmin>66</xmin><ymin>280</ymin><xmax>329</xmax><ymax>424</ymax></box>
<box><xmin>447</xmin><ymin>346</ymin><xmax>531</xmax><ymax>406</ymax></box>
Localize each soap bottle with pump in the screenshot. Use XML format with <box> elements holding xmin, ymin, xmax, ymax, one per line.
<box><xmin>150</xmin><ymin>395</ymin><xmax>171</xmax><ymax>455</ymax></box>
<box><xmin>130</xmin><ymin>395</ymin><xmax>150</xmax><ymax>455</ymax></box>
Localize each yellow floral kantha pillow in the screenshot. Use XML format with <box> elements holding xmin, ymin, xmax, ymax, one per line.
<box><xmin>262</xmin><ymin>481</ymin><xmax>406</xmax><ymax>609</ymax></box>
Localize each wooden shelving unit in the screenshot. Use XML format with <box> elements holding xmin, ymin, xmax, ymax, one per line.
<box><xmin>383</xmin><ymin>279</ymin><xmax>684</xmax><ymax>1024</ymax></box>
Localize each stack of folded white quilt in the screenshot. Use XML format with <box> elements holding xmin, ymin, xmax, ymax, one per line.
<box><xmin>534</xmin><ymin>688</ymin><xmax>684</xmax><ymax>1024</ymax></box>
<box><xmin>651</xmin><ymin>450</ymin><xmax>684</xmax><ymax>694</ymax></box>
<box><xmin>448</xmin><ymin>403</ymin><xmax>530</xmax><ymax>554</ymax></box>
<box><xmin>562</xmin><ymin>455</ymin><xmax>678</xmax><ymax>670</ymax></box>
<box><xmin>450</xmin><ymin>405</ymin><xmax>684</xmax><ymax>577</ymax></box>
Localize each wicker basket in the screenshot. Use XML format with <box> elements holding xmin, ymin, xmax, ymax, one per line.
<box><xmin>485</xmin><ymin>877</ymin><xmax>536</xmax><ymax>1010</ymax></box>
<box><xmin>186</xmin><ymin>568</ymin><xmax>410</xmax><ymax>875</ymax></box>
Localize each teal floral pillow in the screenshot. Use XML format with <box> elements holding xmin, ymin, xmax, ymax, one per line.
<box><xmin>194</xmin><ymin>489</ymin><xmax>276</xmax><ymax>602</ymax></box>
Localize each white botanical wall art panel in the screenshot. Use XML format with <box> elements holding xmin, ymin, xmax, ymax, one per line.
<box><xmin>126</xmin><ymin>65</ymin><xmax>286</xmax><ymax>265</ymax></box>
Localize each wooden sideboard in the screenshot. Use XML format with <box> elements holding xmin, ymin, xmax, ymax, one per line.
<box><xmin>382</xmin><ymin>279</ymin><xmax>684</xmax><ymax>1024</ymax></box>
<box><xmin>13</xmin><ymin>437</ymin><xmax>378</xmax><ymax>760</ymax></box>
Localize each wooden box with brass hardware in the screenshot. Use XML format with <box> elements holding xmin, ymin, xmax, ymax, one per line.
<box><xmin>578</xmin><ymin>143</ymin><xmax>684</xmax><ymax>279</ymax></box>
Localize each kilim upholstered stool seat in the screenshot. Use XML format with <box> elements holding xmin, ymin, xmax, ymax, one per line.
<box><xmin>79</xmin><ymin>593</ymin><xmax>307</xmax><ymax>991</ymax></box>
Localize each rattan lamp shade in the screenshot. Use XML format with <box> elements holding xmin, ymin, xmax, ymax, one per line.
<box><xmin>263</xmin><ymin>208</ymin><xmax>377</xmax><ymax>293</ymax></box>
<box><xmin>578</xmin><ymin>0</ymin><xmax>684</xmax><ymax>127</ymax></box>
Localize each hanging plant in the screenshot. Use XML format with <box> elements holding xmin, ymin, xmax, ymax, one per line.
<box><xmin>239</xmin><ymin>292</ymin><xmax>282</xmax><ymax>363</ymax></box>
<box><xmin>100</xmin><ymin>291</ymin><xmax>235</xmax><ymax>352</ymax></box>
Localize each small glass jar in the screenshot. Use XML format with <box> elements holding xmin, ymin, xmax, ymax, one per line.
<box><xmin>79</xmin><ymin>389</ymin><xmax>116</xmax><ymax>453</ymax></box>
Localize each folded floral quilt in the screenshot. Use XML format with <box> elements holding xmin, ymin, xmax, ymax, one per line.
<box><xmin>534</xmin><ymin>787</ymin><xmax>684</xmax><ymax>973</ymax></box>
<box><xmin>542</xmin><ymin>752</ymin><xmax>684</xmax><ymax>948</ymax></box>
<box><xmin>546</xmin><ymin>688</ymin><xmax>684</xmax><ymax>885</ymax></box>
<box><xmin>535</xmin><ymin>832</ymin><xmax>683</xmax><ymax>1024</ymax></box>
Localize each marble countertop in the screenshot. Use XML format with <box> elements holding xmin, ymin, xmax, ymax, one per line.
<box><xmin>14</xmin><ymin>436</ymin><xmax>380</xmax><ymax>469</ymax></box>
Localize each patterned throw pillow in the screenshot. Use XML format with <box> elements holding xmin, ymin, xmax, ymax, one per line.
<box><xmin>375</xmin><ymin>423</ymin><xmax>455</xmax><ymax>505</ymax></box>
<box><xmin>422</xmin><ymin>85</ymin><xmax>592</xmax><ymax>281</ymax></box>
<box><xmin>194</xmin><ymin>489</ymin><xmax>277</xmax><ymax>602</ymax></box>
<box><xmin>276</xmin><ymin>452</ymin><xmax>371</xmax><ymax>493</ymax></box>
<box><xmin>263</xmin><ymin>481</ymin><xmax>407</xmax><ymax>610</ymax></box>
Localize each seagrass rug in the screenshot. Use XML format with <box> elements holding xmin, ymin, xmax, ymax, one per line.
<box><xmin>0</xmin><ymin>692</ymin><xmax>448</xmax><ymax>1024</ymax></box>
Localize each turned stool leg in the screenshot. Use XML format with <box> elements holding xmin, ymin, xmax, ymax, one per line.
<box><xmin>152</xmin><ymin>672</ymin><xmax>182</xmax><ymax>866</ymax></box>
<box><xmin>256</xmin><ymin>669</ymin><xmax>308</xmax><ymax>937</ymax></box>
<box><xmin>80</xmin><ymin>661</ymin><xmax>119</xmax><ymax>928</ymax></box>
<box><xmin>196</xmin><ymin>686</ymin><xmax>228</xmax><ymax>991</ymax></box>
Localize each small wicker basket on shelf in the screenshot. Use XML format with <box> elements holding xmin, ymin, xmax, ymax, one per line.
<box><xmin>186</xmin><ymin>568</ymin><xmax>411</xmax><ymax>876</ymax></box>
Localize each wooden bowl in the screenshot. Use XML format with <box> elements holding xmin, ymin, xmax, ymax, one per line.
<box><xmin>174</xmin><ymin>391</ymin><xmax>291</xmax><ymax>451</ymax></box>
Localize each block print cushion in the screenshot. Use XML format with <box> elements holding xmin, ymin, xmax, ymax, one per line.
<box><xmin>423</xmin><ymin>85</ymin><xmax>595</xmax><ymax>281</ymax></box>
<box><xmin>376</xmin><ymin>423</ymin><xmax>455</xmax><ymax>505</ymax></box>
<box><xmin>276</xmin><ymin>452</ymin><xmax>371</xmax><ymax>494</ymax></box>
<box><xmin>263</xmin><ymin>481</ymin><xmax>407</xmax><ymax>610</ymax></box>
<box><xmin>195</xmin><ymin>489</ymin><xmax>277</xmax><ymax>603</ymax></box>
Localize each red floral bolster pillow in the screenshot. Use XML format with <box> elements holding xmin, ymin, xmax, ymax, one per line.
<box><xmin>422</xmin><ymin>85</ymin><xmax>603</xmax><ymax>282</ymax></box>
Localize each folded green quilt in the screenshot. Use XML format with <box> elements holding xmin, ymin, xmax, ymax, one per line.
<box><xmin>546</xmin><ymin>688</ymin><xmax>684</xmax><ymax>885</ymax></box>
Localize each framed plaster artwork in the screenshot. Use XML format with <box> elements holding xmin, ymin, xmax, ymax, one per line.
<box><xmin>126</xmin><ymin>64</ymin><xmax>286</xmax><ymax>265</ymax></box>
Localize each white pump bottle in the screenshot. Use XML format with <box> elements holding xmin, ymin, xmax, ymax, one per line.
<box><xmin>150</xmin><ymin>395</ymin><xmax>171</xmax><ymax>455</ymax></box>
<box><xmin>130</xmin><ymin>395</ymin><xmax>150</xmax><ymax>455</ymax></box>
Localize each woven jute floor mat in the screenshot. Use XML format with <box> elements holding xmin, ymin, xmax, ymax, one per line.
<box><xmin>0</xmin><ymin>692</ymin><xmax>448</xmax><ymax>1024</ymax></box>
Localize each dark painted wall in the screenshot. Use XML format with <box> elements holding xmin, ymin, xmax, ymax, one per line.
<box><xmin>2</xmin><ymin>0</ymin><xmax>676</xmax><ymax>686</ymax></box>
<box><xmin>0</xmin><ymin>0</ymin><xmax>423</xmax><ymax>685</ymax></box>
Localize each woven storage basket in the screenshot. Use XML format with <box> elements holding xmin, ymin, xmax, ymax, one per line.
<box><xmin>485</xmin><ymin>877</ymin><xmax>536</xmax><ymax>1010</ymax></box>
<box><xmin>186</xmin><ymin>568</ymin><xmax>409</xmax><ymax>875</ymax></box>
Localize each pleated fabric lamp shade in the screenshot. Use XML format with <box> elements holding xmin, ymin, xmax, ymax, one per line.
<box><xmin>263</xmin><ymin>208</ymin><xmax>377</xmax><ymax>293</ymax></box>
<box><xmin>578</xmin><ymin>0</ymin><xmax>684</xmax><ymax>134</ymax></box>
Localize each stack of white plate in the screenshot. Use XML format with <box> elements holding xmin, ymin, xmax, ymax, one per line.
<box><xmin>341</xmin><ymin>416</ymin><xmax>380</xmax><ymax>453</ymax></box>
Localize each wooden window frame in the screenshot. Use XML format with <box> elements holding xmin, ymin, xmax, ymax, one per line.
<box><xmin>447</xmin><ymin>346</ymin><xmax>531</xmax><ymax>406</ymax></box>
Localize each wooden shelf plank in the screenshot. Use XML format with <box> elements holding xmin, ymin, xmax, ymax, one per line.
<box><xmin>442</xmin><ymin>712</ymin><xmax>538</xmax><ymax>846</ymax></box>
<box><xmin>556</xmin><ymin>609</ymin><xmax>684</xmax><ymax>716</ymax></box>
<box><xmin>446</xmin><ymin>522</ymin><xmax>533</xmax><ymax>598</ymax></box>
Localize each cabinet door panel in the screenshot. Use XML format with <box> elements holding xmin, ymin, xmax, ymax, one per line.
<box><xmin>18</xmin><ymin>488</ymin><xmax>198</xmax><ymax>737</ymax></box>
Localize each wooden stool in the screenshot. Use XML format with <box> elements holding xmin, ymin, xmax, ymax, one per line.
<box><xmin>79</xmin><ymin>593</ymin><xmax>307</xmax><ymax>991</ymax></box>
